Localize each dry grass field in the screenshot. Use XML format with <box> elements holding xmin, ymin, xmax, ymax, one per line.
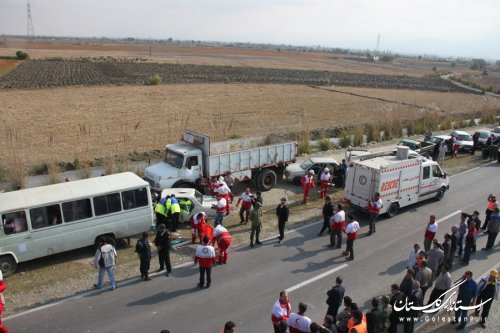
<box><xmin>0</xmin><ymin>59</ymin><xmax>20</xmax><ymax>76</ymax></box>
<box><xmin>0</xmin><ymin>38</ymin><xmax>499</xmax><ymax>173</ymax></box>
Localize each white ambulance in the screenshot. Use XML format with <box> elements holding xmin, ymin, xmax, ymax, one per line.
<box><xmin>343</xmin><ymin>147</ymin><xmax>449</xmax><ymax>217</ymax></box>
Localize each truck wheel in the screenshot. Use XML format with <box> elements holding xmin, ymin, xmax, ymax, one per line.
<box><xmin>435</xmin><ymin>188</ymin><xmax>446</xmax><ymax>201</ymax></box>
<box><xmin>0</xmin><ymin>255</ymin><xmax>17</xmax><ymax>277</ymax></box>
<box><xmin>257</xmin><ymin>169</ymin><xmax>277</xmax><ymax>191</ymax></box>
<box><xmin>387</xmin><ymin>203</ymin><xmax>399</xmax><ymax>218</ymax></box>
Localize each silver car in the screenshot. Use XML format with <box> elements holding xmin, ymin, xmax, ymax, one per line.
<box><xmin>285</xmin><ymin>157</ymin><xmax>338</xmax><ymax>185</ymax></box>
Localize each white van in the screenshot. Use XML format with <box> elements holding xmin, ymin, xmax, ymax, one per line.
<box><xmin>0</xmin><ymin>172</ymin><xmax>154</xmax><ymax>276</ymax></box>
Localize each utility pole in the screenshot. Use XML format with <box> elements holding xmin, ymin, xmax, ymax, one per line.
<box><xmin>376</xmin><ymin>33</ymin><xmax>380</xmax><ymax>55</ymax></box>
<box><xmin>26</xmin><ymin>0</ymin><xmax>35</xmax><ymax>50</ymax></box>
<box><xmin>149</xmin><ymin>38</ymin><xmax>152</xmax><ymax>59</ymax></box>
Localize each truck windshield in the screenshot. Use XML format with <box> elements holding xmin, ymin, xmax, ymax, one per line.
<box><xmin>164</xmin><ymin>150</ymin><xmax>184</xmax><ymax>169</ymax></box>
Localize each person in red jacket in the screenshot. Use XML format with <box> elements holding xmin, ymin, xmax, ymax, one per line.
<box><xmin>319</xmin><ymin>168</ymin><xmax>331</xmax><ymax>199</ymax></box>
<box><xmin>211</xmin><ymin>224</ymin><xmax>232</xmax><ymax>264</ymax></box>
<box><xmin>189</xmin><ymin>212</ymin><xmax>206</xmax><ymax>244</ymax></box>
<box><xmin>194</xmin><ymin>236</ymin><xmax>216</xmax><ymax>288</ymax></box>
<box><xmin>271</xmin><ymin>291</ymin><xmax>292</xmax><ymax>333</ymax></box>
<box><xmin>366</xmin><ymin>192</ymin><xmax>382</xmax><ymax>236</ymax></box>
<box><xmin>330</xmin><ymin>204</ymin><xmax>346</xmax><ymax>249</ymax></box>
<box><xmin>301</xmin><ymin>170</ymin><xmax>316</xmax><ymax>204</ymax></box>
<box><xmin>424</xmin><ymin>214</ymin><xmax>438</xmax><ymax>252</ymax></box>
<box><xmin>0</xmin><ymin>277</ymin><xmax>9</xmax><ymax>333</ymax></box>
<box><xmin>288</xmin><ymin>302</ymin><xmax>312</xmax><ymax>333</ymax></box>
<box><xmin>343</xmin><ymin>214</ymin><xmax>360</xmax><ymax>261</ymax></box>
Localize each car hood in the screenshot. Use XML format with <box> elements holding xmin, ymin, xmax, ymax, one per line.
<box><xmin>460</xmin><ymin>140</ymin><xmax>473</xmax><ymax>147</ymax></box>
<box><xmin>144</xmin><ymin>162</ymin><xmax>179</xmax><ymax>181</ymax></box>
<box><xmin>285</xmin><ymin>163</ymin><xmax>305</xmax><ymax>176</ymax></box>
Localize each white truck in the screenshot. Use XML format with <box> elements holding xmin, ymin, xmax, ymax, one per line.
<box><xmin>144</xmin><ymin>130</ymin><xmax>297</xmax><ymax>193</ymax></box>
<box><xmin>343</xmin><ymin>148</ymin><xmax>449</xmax><ymax>217</ymax></box>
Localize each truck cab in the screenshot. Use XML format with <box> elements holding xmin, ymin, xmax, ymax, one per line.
<box><xmin>145</xmin><ymin>143</ymin><xmax>203</xmax><ymax>192</ymax></box>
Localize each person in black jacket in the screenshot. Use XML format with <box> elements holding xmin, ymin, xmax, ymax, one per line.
<box><xmin>318</xmin><ymin>196</ymin><xmax>334</xmax><ymax>236</ymax></box>
<box><xmin>276</xmin><ymin>198</ymin><xmax>289</xmax><ymax>244</ymax></box>
<box><xmin>326</xmin><ymin>276</ymin><xmax>345</xmax><ymax>320</ymax></box>
<box><xmin>154</xmin><ymin>224</ymin><xmax>172</xmax><ymax>276</ymax></box>
<box><xmin>135</xmin><ymin>231</ymin><xmax>152</xmax><ymax>281</ymax></box>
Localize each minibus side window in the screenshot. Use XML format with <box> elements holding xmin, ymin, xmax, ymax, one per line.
<box><xmin>2</xmin><ymin>211</ymin><xmax>28</xmax><ymax>235</ymax></box>
<box><xmin>122</xmin><ymin>188</ymin><xmax>149</xmax><ymax>210</ymax></box>
<box><xmin>30</xmin><ymin>204</ymin><xmax>63</xmax><ymax>229</ymax></box>
<box><xmin>93</xmin><ymin>193</ymin><xmax>122</xmax><ymax>216</ymax></box>
<box><xmin>62</xmin><ymin>199</ymin><xmax>92</xmax><ymax>222</ymax></box>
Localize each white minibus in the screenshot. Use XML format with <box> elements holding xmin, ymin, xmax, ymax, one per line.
<box><xmin>0</xmin><ymin>172</ymin><xmax>154</xmax><ymax>276</ymax></box>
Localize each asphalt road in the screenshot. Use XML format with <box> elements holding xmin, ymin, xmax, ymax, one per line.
<box><xmin>5</xmin><ymin>163</ymin><xmax>500</xmax><ymax>333</ymax></box>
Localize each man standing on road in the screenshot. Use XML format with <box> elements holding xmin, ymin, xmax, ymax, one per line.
<box><xmin>236</xmin><ymin>188</ymin><xmax>253</xmax><ymax>224</ymax></box>
<box><xmin>92</xmin><ymin>237</ymin><xmax>117</xmax><ymax>290</ymax></box>
<box><xmin>276</xmin><ymin>198</ymin><xmax>289</xmax><ymax>244</ymax></box>
<box><xmin>448</xmin><ymin>226</ymin><xmax>459</xmax><ymax>269</ymax></box>
<box><xmin>301</xmin><ymin>170</ymin><xmax>316</xmax><ymax>204</ymax></box>
<box><xmin>366</xmin><ymin>192</ymin><xmax>382</xmax><ymax>236</ymax></box>
<box><xmin>326</xmin><ymin>276</ymin><xmax>345</xmax><ymax>320</ymax></box>
<box><xmin>249</xmin><ymin>202</ymin><xmax>263</xmax><ymax>248</ymax></box>
<box><xmin>318</xmin><ymin>196</ymin><xmax>333</xmax><ymax>236</ymax></box>
<box><xmin>271</xmin><ymin>291</ymin><xmax>292</xmax><ymax>333</ymax></box>
<box><xmin>330</xmin><ymin>204</ymin><xmax>346</xmax><ymax>249</ymax></box>
<box><xmin>211</xmin><ymin>224</ymin><xmax>232</xmax><ymax>264</ymax></box>
<box><xmin>414</xmin><ymin>261</ymin><xmax>432</xmax><ymax>298</ymax></box>
<box><xmin>474</xmin><ymin>269</ymin><xmax>499</xmax><ymax>328</ymax></box>
<box><xmin>423</xmin><ymin>215</ymin><xmax>438</xmax><ymax>252</ymax></box>
<box><xmin>426</xmin><ymin>240</ymin><xmax>444</xmax><ymax>283</ymax></box>
<box><xmin>319</xmin><ymin>168</ymin><xmax>331</xmax><ymax>199</ymax></box>
<box><xmin>343</xmin><ymin>214</ymin><xmax>359</xmax><ymax>261</ymax></box>
<box><xmin>194</xmin><ymin>236</ymin><xmax>216</xmax><ymax>288</ymax></box>
<box><xmin>461</xmin><ymin>221</ymin><xmax>477</xmax><ymax>265</ymax></box>
<box><xmin>427</xmin><ymin>264</ymin><xmax>451</xmax><ymax>306</ymax></box>
<box><xmin>288</xmin><ymin>302</ymin><xmax>312</xmax><ymax>333</ymax></box>
<box><xmin>452</xmin><ymin>271</ymin><xmax>478</xmax><ymax>330</ymax></box>
<box><xmin>482</xmin><ymin>194</ymin><xmax>498</xmax><ymax>231</ymax></box>
<box><xmin>483</xmin><ymin>207</ymin><xmax>500</xmax><ymax>251</ymax></box>
<box><xmin>135</xmin><ymin>232</ymin><xmax>152</xmax><ymax>281</ymax></box>
<box><xmin>154</xmin><ymin>224</ymin><xmax>172</xmax><ymax>276</ymax></box>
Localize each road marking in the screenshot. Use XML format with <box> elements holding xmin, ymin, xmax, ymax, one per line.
<box><xmin>436</xmin><ymin>210</ymin><xmax>461</xmax><ymax>225</ymax></box>
<box><xmin>285</xmin><ymin>263</ymin><xmax>348</xmax><ymax>293</ymax></box>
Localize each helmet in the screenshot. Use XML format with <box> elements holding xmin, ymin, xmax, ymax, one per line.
<box><xmin>490</xmin><ymin>269</ymin><xmax>499</xmax><ymax>278</ymax></box>
<box><xmin>308</xmin><ymin>170</ymin><xmax>315</xmax><ymax>175</ymax></box>
<box><xmin>324</xmin><ymin>168</ymin><xmax>329</xmax><ymax>173</ymax></box>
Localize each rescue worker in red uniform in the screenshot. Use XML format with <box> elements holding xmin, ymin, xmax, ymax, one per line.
<box><xmin>366</xmin><ymin>192</ymin><xmax>382</xmax><ymax>236</ymax></box>
<box><xmin>214</xmin><ymin>177</ymin><xmax>233</xmax><ymax>214</ymax></box>
<box><xmin>301</xmin><ymin>170</ymin><xmax>316</xmax><ymax>204</ymax></box>
<box><xmin>189</xmin><ymin>212</ymin><xmax>206</xmax><ymax>244</ymax></box>
<box><xmin>236</xmin><ymin>187</ymin><xmax>253</xmax><ymax>224</ymax></box>
<box><xmin>271</xmin><ymin>291</ymin><xmax>292</xmax><ymax>333</ymax></box>
<box><xmin>288</xmin><ymin>302</ymin><xmax>312</xmax><ymax>333</ymax></box>
<box><xmin>330</xmin><ymin>204</ymin><xmax>346</xmax><ymax>249</ymax></box>
<box><xmin>424</xmin><ymin>214</ymin><xmax>438</xmax><ymax>252</ymax></box>
<box><xmin>0</xmin><ymin>274</ymin><xmax>9</xmax><ymax>333</ymax></box>
<box><xmin>319</xmin><ymin>168</ymin><xmax>331</xmax><ymax>199</ymax></box>
<box><xmin>194</xmin><ymin>236</ymin><xmax>216</xmax><ymax>288</ymax></box>
<box><xmin>211</xmin><ymin>224</ymin><xmax>232</xmax><ymax>264</ymax></box>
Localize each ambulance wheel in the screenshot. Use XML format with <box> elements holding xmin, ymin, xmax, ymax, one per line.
<box><xmin>387</xmin><ymin>203</ymin><xmax>399</xmax><ymax>218</ymax></box>
<box><xmin>257</xmin><ymin>169</ymin><xmax>277</xmax><ymax>191</ymax></box>
<box><xmin>0</xmin><ymin>255</ymin><xmax>17</xmax><ymax>277</ymax></box>
<box><xmin>435</xmin><ymin>188</ymin><xmax>446</xmax><ymax>201</ymax></box>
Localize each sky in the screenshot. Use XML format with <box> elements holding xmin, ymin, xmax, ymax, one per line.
<box><xmin>1</xmin><ymin>0</ymin><xmax>499</xmax><ymax>60</ymax></box>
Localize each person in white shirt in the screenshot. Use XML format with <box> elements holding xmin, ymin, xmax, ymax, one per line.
<box><xmin>407</xmin><ymin>243</ymin><xmax>421</xmax><ymax>270</ymax></box>
<box><xmin>288</xmin><ymin>302</ymin><xmax>312</xmax><ymax>333</ymax></box>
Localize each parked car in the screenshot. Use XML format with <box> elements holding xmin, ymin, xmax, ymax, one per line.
<box><xmin>450</xmin><ymin>130</ymin><xmax>474</xmax><ymax>152</ymax></box>
<box><xmin>491</xmin><ymin>126</ymin><xmax>500</xmax><ymax>139</ymax></box>
<box><xmin>429</xmin><ymin>135</ymin><xmax>452</xmax><ymax>155</ymax></box>
<box><xmin>285</xmin><ymin>157</ymin><xmax>338</xmax><ymax>185</ymax></box>
<box><xmin>472</xmin><ymin>129</ymin><xmax>491</xmax><ymax>148</ymax></box>
<box><xmin>396</xmin><ymin>139</ymin><xmax>434</xmax><ymax>154</ymax></box>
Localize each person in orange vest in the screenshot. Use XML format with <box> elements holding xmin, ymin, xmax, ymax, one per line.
<box><xmin>481</xmin><ymin>194</ymin><xmax>498</xmax><ymax>230</ymax></box>
<box><xmin>189</xmin><ymin>212</ymin><xmax>206</xmax><ymax>244</ymax></box>
<box><xmin>366</xmin><ymin>192</ymin><xmax>382</xmax><ymax>236</ymax></box>
<box><xmin>220</xmin><ymin>321</ymin><xmax>236</xmax><ymax>333</ymax></box>
<box><xmin>211</xmin><ymin>224</ymin><xmax>232</xmax><ymax>264</ymax></box>
<box><xmin>319</xmin><ymin>168</ymin><xmax>331</xmax><ymax>199</ymax></box>
<box><xmin>271</xmin><ymin>291</ymin><xmax>292</xmax><ymax>333</ymax></box>
<box><xmin>423</xmin><ymin>214</ymin><xmax>438</xmax><ymax>252</ymax></box>
<box><xmin>348</xmin><ymin>308</ymin><xmax>367</xmax><ymax>333</ymax></box>
<box><xmin>301</xmin><ymin>170</ymin><xmax>316</xmax><ymax>204</ymax></box>
<box><xmin>343</xmin><ymin>214</ymin><xmax>360</xmax><ymax>261</ymax></box>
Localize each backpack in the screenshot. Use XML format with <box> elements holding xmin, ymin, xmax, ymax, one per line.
<box><xmin>99</xmin><ymin>247</ymin><xmax>114</xmax><ymax>267</ymax></box>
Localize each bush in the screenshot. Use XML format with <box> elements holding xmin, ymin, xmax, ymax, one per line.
<box><xmin>147</xmin><ymin>74</ymin><xmax>161</xmax><ymax>85</ymax></box>
<box><xmin>317</xmin><ymin>139</ymin><xmax>333</xmax><ymax>151</ymax></box>
<box><xmin>297</xmin><ymin>136</ymin><xmax>312</xmax><ymax>154</ymax></box>
<box><xmin>338</xmin><ymin>130</ymin><xmax>351</xmax><ymax>148</ymax></box>
<box><xmin>15</xmin><ymin>50</ymin><xmax>29</xmax><ymax>60</ymax></box>
<box><xmin>365</xmin><ymin>123</ymin><xmax>380</xmax><ymax>142</ymax></box>
<box><xmin>479</xmin><ymin>107</ymin><xmax>497</xmax><ymax>124</ymax></box>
